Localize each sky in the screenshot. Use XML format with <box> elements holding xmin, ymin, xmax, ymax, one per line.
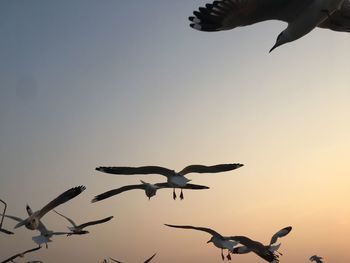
<box><xmin>0</xmin><ymin>0</ymin><xmax>350</xmax><ymax>262</ymax></box>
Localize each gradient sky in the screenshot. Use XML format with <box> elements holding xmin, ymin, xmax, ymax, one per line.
<box><xmin>1</xmin><ymin>1</ymin><xmax>350</xmax><ymax>262</ymax></box>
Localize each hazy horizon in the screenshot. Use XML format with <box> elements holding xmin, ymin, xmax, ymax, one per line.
<box><xmin>1</xmin><ymin>1</ymin><xmax>350</xmax><ymax>262</ymax></box>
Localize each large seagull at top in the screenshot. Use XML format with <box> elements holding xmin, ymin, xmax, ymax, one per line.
<box><xmin>96</xmin><ymin>163</ymin><xmax>243</xmax><ymax>200</ymax></box>
<box><xmin>189</xmin><ymin>0</ymin><xmax>350</xmax><ymax>51</ymax></box>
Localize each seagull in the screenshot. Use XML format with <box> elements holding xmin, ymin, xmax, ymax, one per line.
<box><xmin>0</xmin><ymin>199</ymin><xmax>14</xmax><ymax>235</ymax></box>
<box><xmin>1</xmin><ymin>246</ymin><xmax>41</xmax><ymax>263</ymax></box>
<box><xmin>230</xmin><ymin>226</ymin><xmax>292</xmax><ymax>263</ymax></box>
<box><xmin>53</xmin><ymin>210</ymin><xmax>113</xmax><ymax>235</ymax></box>
<box><xmin>1</xmin><ymin>211</ymin><xmax>70</xmax><ymax>248</ymax></box>
<box><xmin>96</xmin><ymin>163</ymin><xmax>243</xmax><ymax>200</ymax></box>
<box><xmin>165</xmin><ymin>224</ymin><xmax>239</xmax><ymax>260</ymax></box>
<box><xmin>310</xmin><ymin>255</ymin><xmax>324</xmax><ymax>263</ymax></box>
<box><xmin>14</xmin><ymin>186</ymin><xmax>85</xmax><ymax>231</ymax></box>
<box><xmin>109</xmin><ymin>253</ymin><xmax>157</xmax><ymax>263</ymax></box>
<box><xmin>92</xmin><ymin>180</ymin><xmax>209</xmax><ymax>202</ymax></box>
<box><xmin>189</xmin><ymin>0</ymin><xmax>349</xmax><ymax>52</ymax></box>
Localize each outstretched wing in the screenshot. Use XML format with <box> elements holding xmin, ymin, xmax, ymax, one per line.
<box><xmin>270</xmin><ymin>226</ymin><xmax>292</xmax><ymax>244</ymax></box>
<box><xmin>0</xmin><ymin>228</ymin><xmax>14</xmax><ymax>235</ymax></box>
<box><xmin>53</xmin><ymin>210</ymin><xmax>77</xmax><ymax>227</ymax></box>
<box><xmin>2</xmin><ymin>246</ymin><xmax>41</xmax><ymax>263</ymax></box>
<box><xmin>179</xmin><ymin>163</ymin><xmax>243</xmax><ymax>175</ymax></box>
<box><xmin>77</xmin><ymin>216</ymin><xmax>113</xmax><ymax>230</ymax></box>
<box><xmin>0</xmin><ymin>214</ymin><xmax>23</xmax><ymax>222</ymax></box>
<box><xmin>155</xmin><ymin>182</ymin><xmax>209</xmax><ymax>190</ymax></box>
<box><xmin>91</xmin><ymin>184</ymin><xmax>147</xmax><ymax>203</ymax></box>
<box><xmin>144</xmin><ymin>253</ymin><xmax>157</xmax><ymax>263</ymax></box>
<box><xmin>96</xmin><ymin>166</ymin><xmax>174</xmax><ymax>177</ymax></box>
<box><xmin>165</xmin><ymin>224</ymin><xmax>222</xmax><ymax>237</ymax></box>
<box><xmin>37</xmin><ymin>186</ymin><xmax>86</xmax><ymax>219</ymax></box>
<box><xmin>318</xmin><ymin>1</ymin><xmax>350</xmax><ymax>32</ymax></box>
<box><xmin>189</xmin><ymin>0</ymin><xmax>303</xmax><ymax>32</ymax></box>
<box><xmin>109</xmin><ymin>257</ymin><xmax>123</xmax><ymax>263</ymax></box>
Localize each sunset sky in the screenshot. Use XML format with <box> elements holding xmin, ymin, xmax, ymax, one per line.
<box><xmin>1</xmin><ymin>1</ymin><xmax>350</xmax><ymax>262</ymax></box>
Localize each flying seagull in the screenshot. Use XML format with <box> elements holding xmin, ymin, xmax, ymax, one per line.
<box><xmin>1</xmin><ymin>211</ymin><xmax>70</xmax><ymax>248</ymax></box>
<box><xmin>96</xmin><ymin>163</ymin><xmax>243</xmax><ymax>199</ymax></box>
<box><xmin>14</xmin><ymin>185</ymin><xmax>86</xmax><ymax>230</ymax></box>
<box><xmin>109</xmin><ymin>253</ymin><xmax>157</xmax><ymax>263</ymax></box>
<box><xmin>0</xmin><ymin>199</ymin><xmax>14</xmax><ymax>235</ymax></box>
<box><xmin>310</xmin><ymin>255</ymin><xmax>324</xmax><ymax>263</ymax></box>
<box><xmin>53</xmin><ymin>210</ymin><xmax>113</xmax><ymax>235</ymax></box>
<box><xmin>165</xmin><ymin>224</ymin><xmax>239</xmax><ymax>260</ymax></box>
<box><xmin>230</xmin><ymin>226</ymin><xmax>292</xmax><ymax>262</ymax></box>
<box><xmin>189</xmin><ymin>0</ymin><xmax>350</xmax><ymax>52</ymax></box>
<box><xmin>92</xmin><ymin>180</ymin><xmax>209</xmax><ymax>202</ymax></box>
<box><xmin>1</xmin><ymin>246</ymin><xmax>41</xmax><ymax>263</ymax></box>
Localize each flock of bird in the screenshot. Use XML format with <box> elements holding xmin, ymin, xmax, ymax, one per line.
<box><xmin>2</xmin><ymin>0</ymin><xmax>348</xmax><ymax>261</ymax></box>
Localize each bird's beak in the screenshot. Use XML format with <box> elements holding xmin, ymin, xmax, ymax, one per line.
<box><xmin>269</xmin><ymin>43</ymin><xmax>278</xmax><ymax>53</ymax></box>
<box><xmin>207</xmin><ymin>240</ymin><xmax>212</xmax><ymax>243</ymax></box>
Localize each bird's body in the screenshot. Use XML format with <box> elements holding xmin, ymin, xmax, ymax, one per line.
<box><xmin>14</xmin><ymin>186</ymin><xmax>86</xmax><ymax>230</ymax></box>
<box><xmin>53</xmin><ymin>210</ymin><xmax>113</xmax><ymax>235</ymax></box>
<box><xmin>165</xmin><ymin>224</ymin><xmax>238</xmax><ymax>260</ymax></box>
<box><xmin>96</xmin><ymin>163</ymin><xmax>243</xmax><ymax>199</ymax></box>
<box><xmin>189</xmin><ymin>0</ymin><xmax>350</xmax><ymax>51</ymax></box>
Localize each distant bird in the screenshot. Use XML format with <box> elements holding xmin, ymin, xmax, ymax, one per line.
<box><xmin>14</xmin><ymin>186</ymin><xmax>86</xmax><ymax>230</ymax></box>
<box><xmin>1</xmin><ymin>210</ymin><xmax>70</xmax><ymax>248</ymax></box>
<box><xmin>165</xmin><ymin>224</ymin><xmax>239</xmax><ymax>260</ymax></box>
<box><xmin>0</xmin><ymin>199</ymin><xmax>14</xmax><ymax>235</ymax></box>
<box><xmin>310</xmin><ymin>255</ymin><xmax>324</xmax><ymax>263</ymax></box>
<box><xmin>96</xmin><ymin>163</ymin><xmax>243</xmax><ymax>199</ymax></box>
<box><xmin>53</xmin><ymin>210</ymin><xmax>113</xmax><ymax>235</ymax></box>
<box><xmin>92</xmin><ymin>180</ymin><xmax>209</xmax><ymax>202</ymax></box>
<box><xmin>109</xmin><ymin>253</ymin><xmax>157</xmax><ymax>263</ymax></box>
<box><xmin>230</xmin><ymin>226</ymin><xmax>292</xmax><ymax>263</ymax></box>
<box><xmin>1</xmin><ymin>246</ymin><xmax>41</xmax><ymax>263</ymax></box>
<box><xmin>189</xmin><ymin>0</ymin><xmax>350</xmax><ymax>52</ymax></box>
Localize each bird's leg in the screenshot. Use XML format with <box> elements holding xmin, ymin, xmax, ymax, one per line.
<box><xmin>173</xmin><ymin>188</ymin><xmax>177</xmax><ymax>200</ymax></box>
<box><xmin>226</xmin><ymin>251</ymin><xmax>231</xmax><ymax>261</ymax></box>
<box><xmin>180</xmin><ymin>189</ymin><xmax>184</xmax><ymax>200</ymax></box>
<box><xmin>221</xmin><ymin>249</ymin><xmax>225</xmax><ymax>261</ymax></box>
<box><xmin>45</xmin><ymin>242</ymin><xmax>48</xmax><ymax>249</ymax></box>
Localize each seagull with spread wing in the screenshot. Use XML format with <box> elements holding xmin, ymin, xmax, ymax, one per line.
<box><xmin>92</xmin><ymin>180</ymin><xmax>209</xmax><ymax>202</ymax></box>
<box><xmin>0</xmin><ymin>199</ymin><xmax>14</xmax><ymax>235</ymax></box>
<box><xmin>189</xmin><ymin>0</ymin><xmax>350</xmax><ymax>52</ymax></box>
<box><xmin>1</xmin><ymin>209</ymin><xmax>70</xmax><ymax>248</ymax></box>
<box><xmin>14</xmin><ymin>186</ymin><xmax>86</xmax><ymax>230</ymax></box>
<box><xmin>53</xmin><ymin>210</ymin><xmax>113</xmax><ymax>235</ymax></box>
<box><xmin>230</xmin><ymin>226</ymin><xmax>292</xmax><ymax>262</ymax></box>
<box><xmin>109</xmin><ymin>253</ymin><xmax>156</xmax><ymax>263</ymax></box>
<box><xmin>1</xmin><ymin>246</ymin><xmax>41</xmax><ymax>263</ymax></box>
<box><xmin>96</xmin><ymin>163</ymin><xmax>243</xmax><ymax>200</ymax></box>
<box><xmin>165</xmin><ymin>224</ymin><xmax>239</xmax><ymax>260</ymax></box>
<box><xmin>310</xmin><ymin>255</ymin><xmax>324</xmax><ymax>263</ymax></box>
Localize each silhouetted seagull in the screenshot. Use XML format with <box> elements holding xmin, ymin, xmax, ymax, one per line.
<box><xmin>92</xmin><ymin>180</ymin><xmax>209</xmax><ymax>202</ymax></box>
<box><xmin>1</xmin><ymin>246</ymin><xmax>41</xmax><ymax>263</ymax></box>
<box><xmin>1</xmin><ymin>211</ymin><xmax>70</xmax><ymax>248</ymax></box>
<box><xmin>189</xmin><ymin>0</ymin><xmax>349</xmax><ymax>52</ymax></box>
<box><xmin>96</xmin><ymin>163</ymin><xmax>243</xmax><ymax>200</ymax></box>
<box><xmin>109</xmin><ymin>253</ymin><xmax>157</xmax><ymax>263</ymax></box>
<box><xmin>53</xmin><ymin>210</ymin><xmax>113</xmax><ymax>235</ymax></box>
<box><xmin>165</xmin><ymin>224</ymin><xmax>238</xmax><ymax>260</ymax></box>
<box><xmin>0</xmin><ymin>199</ymin><xmax>14</xmax><ymax>235</ymax></box>
<box><xmin>14</xmin><ymin>186</ymin><xmax>86</xmax><ymax>230</ymax></box>
<box><xmin>232</xmin><ymin>226</ymin><xmax>292</xmax><ymax>260</ymax></box>
<box><xmin>310</xmin><ymin>255</ymin><xmax>324</xmax><ymax>263</ymax></box>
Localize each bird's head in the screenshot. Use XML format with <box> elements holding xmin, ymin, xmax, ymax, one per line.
<box><xmin>269</xmin><ymin>31</ymin><xmax>290</xmax><ymax>53</ymax></box>
<box><xmin>80</xmin><ymin>230</ymin><xmax>89</xmax><ymax>235</ymax></box>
